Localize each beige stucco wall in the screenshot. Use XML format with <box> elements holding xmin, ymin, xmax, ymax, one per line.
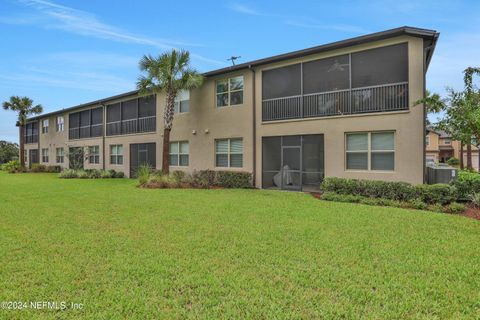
<box><xmin>254</xmin><ymin>35</ymin><xmax>426</xmax><ymax>186</ymax></box>
<box><xmin>26</xmin><ymin>34</ymin><xmax>428</xmax><ymax>185</ymax></box>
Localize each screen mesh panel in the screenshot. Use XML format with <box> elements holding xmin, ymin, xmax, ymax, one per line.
<box><xmin>262</xmin><ymin>64</ymin><xmax>301</xmax><ymax>99</ymax></box>
<box><xmin>122</xmin><ymin>99</ymin><xmax>137</xmax><ymax>120</ymax></box>
<box><xmin>107</xmin><ymin>103</ymin><xmax>121</xmax><ymax>122</ymax></box>
<box><xmin>303</xmin><ymin>55</ymin><xmax>349</xmax><ymax>94</ymax></box>
<box><xmin>91</xmin><ymin>107</ymin><xmax>103</xmax><ymax>125</ymax></box>
<box><xmin>69</xmin><ymin>112</ymin><xmax>80</xmax><ymax>128</ymax></box>
<box><xmin>351</xmin><ymin>43</ymin><xmax>408</xmax><ymax>88</ymax></box>
<box><xmin>138</xmin><ymin>95</ymin><xmax>156</xmax><ymax>117</ymax></box>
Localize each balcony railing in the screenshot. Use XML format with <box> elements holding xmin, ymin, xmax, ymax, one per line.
<box><xmin>25</xmin><ymin>134</ymin><xmax>38</xmax><ymax>144</ymax></box>
<box><xmin>106</xmin><ymin>116</ymin><xmax>156</xmax><ymax>136</ymax></box>
<box><xmin>262</xmin><ymin>82</ymin><xmax>408</xmax><ymax>121</ymax></box>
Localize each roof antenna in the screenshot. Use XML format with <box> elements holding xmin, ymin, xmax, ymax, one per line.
<box><xmin>227</xmin><ymin>56</ymin><xmax>241</xmax><ymax>66</ymax></box>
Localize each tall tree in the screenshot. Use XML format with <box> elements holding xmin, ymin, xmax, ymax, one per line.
<box><xmin>0</xmin><ymin>140</ymin><xmax>19</xmax><ymax>164</ymax></box>
<box><xmin>2</xmin><ymin>96</ymin><xmax>43</xmax><ymax>169</ymax></box>
<box><xmin>137</xmin><ymin>49</ymin><xmax>203</xmax><ymax>174</ymax></box>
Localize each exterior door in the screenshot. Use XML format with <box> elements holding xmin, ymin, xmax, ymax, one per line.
<box><xmin>130</xmin><ymin>143</ymin><xmax>156</xmax><ymax>177</ymax></box>
<box><xmin>29</xmin><ymin>149</ymin><xmax>39</xmax><ymax>169</ymax></box>
<box><xmin>281</xmin><ymin>146</ymin><xmax>302</xmax><ymax>190</ymax></box>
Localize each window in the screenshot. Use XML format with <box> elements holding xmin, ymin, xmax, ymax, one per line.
<box><xmin>426</xmin><ymin>136</ymin><xmax>430</xmax><ymax>147</ymax></box>
<box><xmin>88</xmin><ymin>146</ymin><xmax>100</xmax><ymax>164</ymax></box>
<box><xmin>443</xmin><ymin>138</ymin><xmax>451</xmax><ymax>145</ymax></box>
<box><xmin>110</xmin><ymin>145</ymin><xmax>123</xmax><ymax>165</ymax></box>
<box><xmin>169</xmin><ymin>141</ymin><xmax>189</xmax><ymax>166</ymax></box>
<box><xmin>346</xmin><ymin>132</ymin><xmax>394</xmax><ymax>171</ymax></box>
<box><xmin>56</xmin><ymin>116</ymin><xmax>64</xmax><ymax>132</ymax></box>
<box><xmin>56</xmin><ymin>147</ymin><xmax>64</xmax><ymax>163</ymax></box>
<box><xmin>174</xmin><ymin>90</ymin><xmax>190</xmax><ymax>114</ymax></box>
<box><xmin>42</xmin><ymin>119</ymin><xmax>49</xmax><ymax>134</ymax></box>
<box><xmin>41</xmin><ymin>148</ymin><xmax>49</xmax><ymax>163</ymax></box>
<box><xmin>24</xmin><ymin>122</ymin><xmax>39</xmax><ymax>143</ymax></box>
<box><xmin>215</xmin><ymin>138</ymin><xmax>243</xmax><ymax>167</ymax></box>
<box><xmin>216</xmin><ymin>76</ymin><xmax>244</xmax><ymax>107</ymax></box>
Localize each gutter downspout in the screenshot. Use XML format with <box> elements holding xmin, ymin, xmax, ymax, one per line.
<box><xmin>249</xmin><ymin>65</ymin><xmax>256</xmax><ymax>187</ymax></box>
<box><xmin>102</xmin><ymin>104</ymin><xmax>106</xmax><ymax>171</ymax></box>
<box><xmin>423</xmin><ymin>44</ymin><xmax>434</xmax><ymax>184</ymax></box>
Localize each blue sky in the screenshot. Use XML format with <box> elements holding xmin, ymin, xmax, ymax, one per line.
<box><xmin>1</xmin><ymin>0</ymin><xmax>479</xmax><ymax>142</ymax></box>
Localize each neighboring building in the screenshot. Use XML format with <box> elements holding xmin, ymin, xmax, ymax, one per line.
<box><xmin>23</xmin><ymin>26</ymin><xmax>439</xmax><ymax>190</ymax></box>
<box><xmin>426</xmin><ymin>126</ymin><xmax>479</xmax><ymax>170</ymax></box>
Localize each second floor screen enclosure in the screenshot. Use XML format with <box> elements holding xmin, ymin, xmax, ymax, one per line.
<box><xmin>262</xmin><ymin>43</ymin><xmax>408</xmax><ymax>121</ymax></box>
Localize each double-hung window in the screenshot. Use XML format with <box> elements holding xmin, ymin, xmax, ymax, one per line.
<box><xmin>41</xmin><ymin>148</ymin><xmax>49</xmax><ymax>163</ymax></box>
<box><xmin>346</xmin><ymin>132</ymin><xmax>395</xmax><ymax>171</ymax></box>
<box><xmin>110</xmin><ymin>145</ymin><xmax>123</xmax><ymax>165</ymax></box>
<box><xmin>174</xmin><ymin>90</ymin><xmax>190</xmax><ymax>114</ymax></box>
<box><xmin>215</xmin><ymin>138</ymin><xmax>243</xmax><ymax>167</ymax></box>
<box><xmin>169</xmin><ymin>141</ymin><xmax>189</xmax><ymax>166</ymax></box>
<box><xmin>56</xmin><ymin>148</ymin><xmax>64</xmax><ymax>163</ymax></box>
<box><xmin>56</xmin><ymin>116</ymin><xmax>64</xmax><ymax>132</ymax></box>
<box><xmin>42</xmin><ymin>119</ymin><xmax>49</xmax><ymax>134</ymax></box>
<box><xmin>216</xmin><ymin>76</ymin><xmax>244</xmax><ymax>107</ymax></box>
<box><xmin>88</xmin><ymin>146</ymin><xmax>100</xmax><ymax>164</ymax></box>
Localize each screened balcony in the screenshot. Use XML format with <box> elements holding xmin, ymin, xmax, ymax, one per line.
<box><xmin>262</xmin><ymin>43</ymin><xmax>409</xmax><ymax>121</ymax></box>
<box><xmin>69</xmin><ymin>107</ymin><xmax>103</xmax><ymax>140</ymax></box>
<box><xmin>24</xmin><ymin>122</ymin><xmax>39</xmax><ymax>144</ymax></box>
<box><xmin>106</xmin><ymin>95</ymin><xmax>156</xmax><ymax>136</ymax></box>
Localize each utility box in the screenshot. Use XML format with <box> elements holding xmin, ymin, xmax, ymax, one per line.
<box><xmin>426</xmin><ymin>164</ymin><xmax>458</xmax><ymax>184</ymax></box>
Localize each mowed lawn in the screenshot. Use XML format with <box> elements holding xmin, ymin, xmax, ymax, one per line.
<box><xmin>0</xmin><ymin>173</ymin><xmax>479</xmax><ymax>319</ymax></box>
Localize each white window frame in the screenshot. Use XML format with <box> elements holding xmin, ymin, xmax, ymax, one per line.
<box><xmin>169</xmin><ymin>141</ymin><xmax>189</xmax><ymax>166</ymax></box>
<box><xmin>345</xmin><ymin>131</ymin><xmax>395</xmax><ymax>171</ymax></box>
<box><xmin>56</xmin><ymin>116</ymin><xmax>64</xmax><ymax>132</ymax></box>
<box><xmin>216</xmin><ymin>76</ymin><xmax>244</xmax><ymax>108</ymax></box>
<box><xmin>110</xmin><ymin>145</ymin><xmax>123</xmax><ymax>165</ymax></box>
<box><xmin>41</xmin><ymin>148</ymin><xmax>49</xmax><ymax>163</ymax></box>
<box><xmin>88</xmin><ymin>146</ymin><xmax>100</xmax><ymax>164</ymax></box>
<box><xmin>215</xmin><ymin>138</ymin><xmax>243</xmax><ymax>168</ymax></box>
<box><xmin>42</xmin><ymin>119</ymin><xmax>49</xmax><ymax>134</ymax></box>
<box><xmin>174</xmin><ymin>90</ymin><xmax>190</xmax><ymax>114</ymax></box>
<box><xmin>56</xmin><ymin>147</ymin><xmax>64</xmax><ymax>163</ymax></box>
<box><xmin>425</xmin><ymin>135</ymin><xmax>430</xmax><ymax>147</ymax></box>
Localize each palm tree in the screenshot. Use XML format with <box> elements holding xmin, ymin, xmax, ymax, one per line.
<box><xmin>2</xmin><ymin>96</ymin><xmax>43</xmax><ymax>169</ymax></box>
<box><xmin>137</xmin><ymin>49</ymin><xmax>203</xmax><ymax>174</ymax></box>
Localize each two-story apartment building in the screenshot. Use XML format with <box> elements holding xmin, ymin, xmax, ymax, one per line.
<box><xmin>23</xmin><ymin>26</ymin><xmax>439</xmax><ymax>190</ymax></box>
<box><xmin>426</xmin><ymin>126</ymin><xmax>479</xmax><ymax>170</ymax></box>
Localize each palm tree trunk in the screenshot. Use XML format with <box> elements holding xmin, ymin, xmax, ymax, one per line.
<box><xmin>162</xmin><ymin>128</ymin><xmax>171</xmax><ymax>174</ymax></box>
<box><xmin>467</xmin><ymin>143</ymin><xmax>473</xmax><ymax>170</ymax></box>
<box><xmin>19</xmin><ymin>125</ymin><xmax>25</xmax><ymax>169</ymax></box>
<box><xmin>460</xmin><ymin>143</ymin><xmax>464</xmax><ymax>169</ymax></box>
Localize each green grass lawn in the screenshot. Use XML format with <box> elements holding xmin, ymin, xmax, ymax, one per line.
<box><xmin>0</xmin><ymin>172</ymin><xmax>479</xmax><ymax>319</ymax></box>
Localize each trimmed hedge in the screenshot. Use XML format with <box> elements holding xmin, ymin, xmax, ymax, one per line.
<box><xmin>451</xmin><ymin>170</ymin><xmax>480</xmax><ymax>200</ymax></box>
<box><xmin>321</xmin><ymin>177</ymin><xmax>457</xmax><ymax>205</ymax></box>
<box><xmin>59</xmin><ymin>169</ymin><xmax>125</xmax><ymax>179</ymax></box>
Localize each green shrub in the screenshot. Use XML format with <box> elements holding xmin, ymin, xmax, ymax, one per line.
<box><xmin>215</xmin><ymin>171</ymin><xmax>252</xmax><ymax>188</ymax></box>
<box><xmin>46</xmin><ymin>165</ymin><xmax>61</xmax><ymax>173</ymax></box>
<box><xmin>407</xmin><ymin>198</ymin><xmax>428</xmax><ymax>210</ymax></box>
<box><xmin>451</xmin><ymin>170</ymin><xmax>480</xmax><ymax>200</ymax></box>
<box><xmin>442</xmin><ymin>202</ymin><xmax>465</xmax><ymax>214</ymax></box>
<box><xmin>469</xmin><ymin>192</ymin><xmax>480</xmax><ymax>208</ymax></box>
<box><xmin>77</xmin><ymin>170</ymin><xmax>89</xmax><ymax>179</ymax></box>
<box><xmin>321</xmin><ymin>192</ymin><xmax>363</xmax><ymax>203</ymax></box>
<box><xmin>192</xmin><ymin>170</ymin><xmax>216</xmax><ymax>188</ymax></box>
<box><xmin>359</xmin><ymin>197</ymin><xmax>401</xmax><ymax>207</ymax></box>
<box><xmin>428</xmin><ymin>203</ymin><xmax>444</xmax><ymax>213</ymax></box>
<box><xmin>137</xmin><ymin>165</ymin><xmax>152</xmax><ymax>186</ymax></box>
<box><xmin>31</xmin><ymin>163</ymin><xmax>46</xmax><ymax>172</ymax></box>
<box><xmin>320</xmin><ymin>177</ymin><xmax>416</xmax><ymax>201</ymax></box>
<box><xmin>108</xmin><ymin>169</ymin><xmax>117</xmax><ymax>177</ymax></box>
<box><xmin>171</xmin><ymin>170</ymin><xmax>186</xmax><ymax>183</ymax></box>
<box><xmin>88</xmin><ymin>169</ymin><xmax>102</xmax><ymax>179</ymax></box>
<box><xmin>100</xmin><ymin>170</ymin><xmax>112</xmax><ymax>178</ymax></box>
<box><xmin>321</xmin><ymin>177</ymin><xmax>457</xmax><ymax>205</ymax></box>
<box><xmin>447</xmin><ymin>157</ymin><xmax>460</xmax><ymax>166</ymax></box>
<box><xmin>58</xmin><ymin>169</ymin><xmax>78</xmax><ymax>179</ymax></box>
<box><xmin>114</xmin><ymin>171</ymin><xmax>125</xmax><ymax>178</ymax></box>
<box><xmin>146</xmin><ymin>173</ymin><xmax>178</xmax><ymax>188</ymax></box>
<box><xmin>415</xmin><ymin>184</ymin><xmax>457</xmax><ymax>205</ymax></box>
<box><xmin>3</xmin><ymin>160</ymin><xmax>21</xmax><ymax>173</ymax></box>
